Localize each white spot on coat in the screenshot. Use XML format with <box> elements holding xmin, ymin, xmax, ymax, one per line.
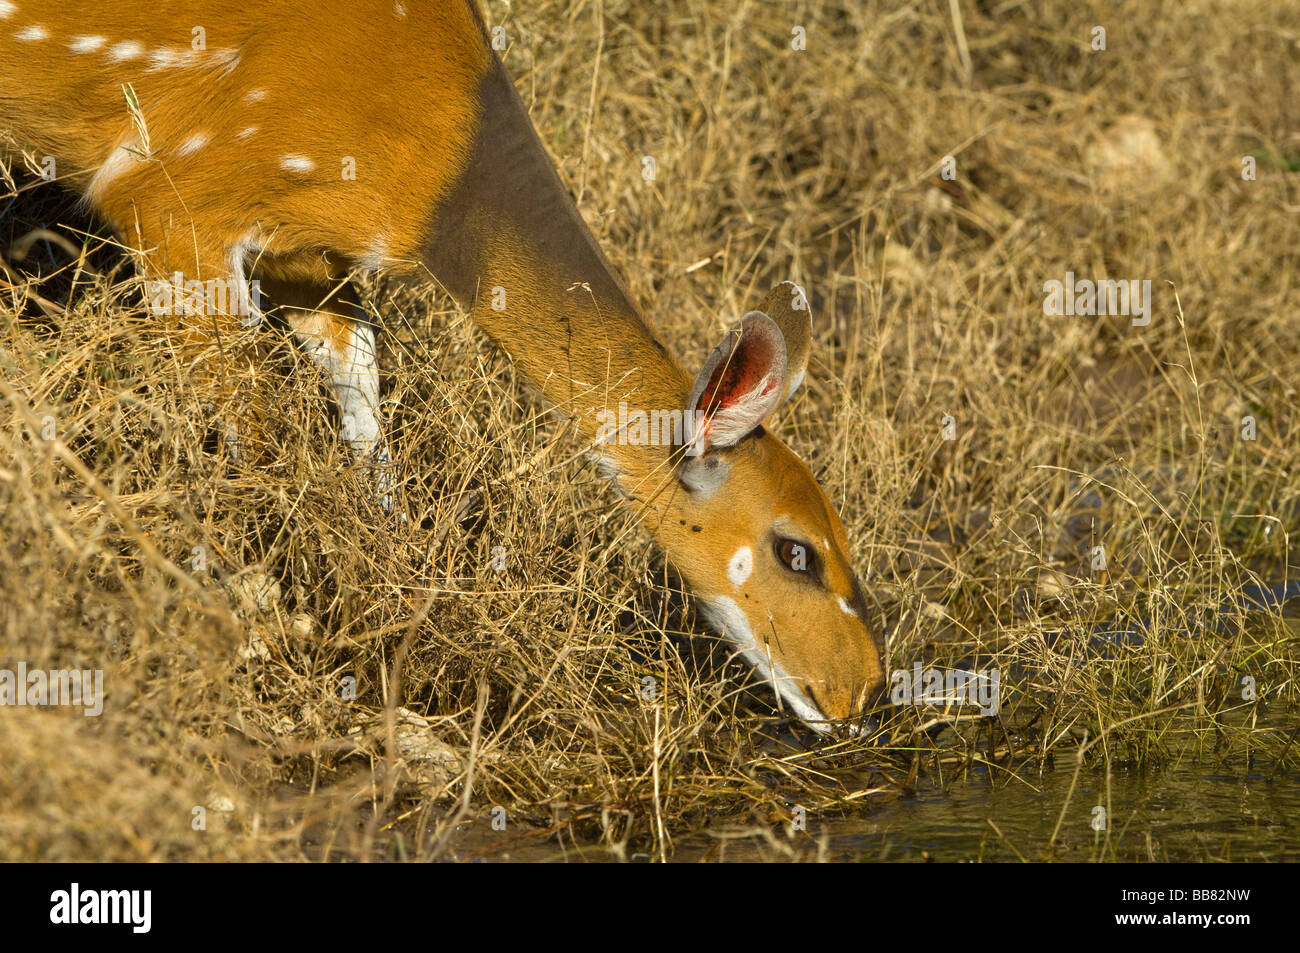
<box><xmin>243</xmin><ymin>87</ymin><xmax>268</xmax><ymax>103</ymax></box>
<box><xmin>0</xmin><ymin>3</ymin><xmax>17</xmax><ymax>21</ymax></box>
<box><xmin>212</xmin><ymin>48</ymin><xmax>240</xmax><ymax>73</ymax></box>
<box><xmin>68</xmin><ymin>35</ymin><xmax>106</xmax><ymax>53</ymax></box>
<box><xmin>236</xmin><ymin>126</ymin><xmax>258</xmax><ymax>140</ymax></box>
<box><xmin>148</xmin><ymin>48</ymin><xmax>190</xmax><ymax>70</ymax></box>
<box><xmin>108</xmin><ymin>40</ymin><xmax>144</xmax><ymax>61</ymax></box>
<box><xmin>15</xmin><ymin>24</ymin><xmax>46</xmax><ymax>40</ymax></box>
<box><xmin>727</xmin><ymin>546</ymin><xmax>753</xmax><ymax>587</ymax></box>
<box><xmin>86</xmin><ymin>140</ymin><xmax>140</xmax><ymax>203</ymax></box>
<box><xmin>280</xmin><ymin>155</ymin><xmax>314</xmax><ymax>174</ymax></box>
<box><xmin>176</xmin><ymin>132</ymin><xmax>209</xmax><ymax>157</ymax></box>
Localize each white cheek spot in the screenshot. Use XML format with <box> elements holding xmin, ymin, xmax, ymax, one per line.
<box><xmin>727</xmin><ymin>546</ymin><xmax>753</xmax><ymax>587</ymax></box>
<box><xmin>838</xmin><ymin>597</ymin><xmax>857</xmax><ymax>618</ymax></box>
<box><xmin>236</xmin><ymin>126</ymin><xmax>258</xmax><ymax>140</ymax></box>
<box><xmin>108</xmin><ymin>40</ymin><xmax>144</xmax><ymax>61</ymax></box>
<box><xmin>69</xmin><ymin>35</ymin><xmax>106</xmax><ymax>53</ymax></box>
<box><xmin>176</xmin><ymin>132</ymin><xmax>209</xmax><ymax>157</ymax></box>
<box><xmin>0</xmin><ymin>2</ymin><xmax>17</xmax><ymax>20</ymax></box>
<box><xmin>15</xmin><ymin>24</ymin><xmax>46</xmax><ymax>40</ymax></box>
<box><xmin>243</xmin><ymin>87</ymin><xmax>268</xmax><ymax>103</ymax></box>
<box><xmin>280</xmin><ymin>155</ymin><xmax>315</xmax><ymax>174</ymax></box>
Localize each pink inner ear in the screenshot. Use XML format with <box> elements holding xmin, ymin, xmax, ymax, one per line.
<box><xmin>699</xmin><ymin>333</ymin><xmax>778</xmax><ymax>416</ymax></box>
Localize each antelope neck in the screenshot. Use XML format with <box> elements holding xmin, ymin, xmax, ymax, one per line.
<box><xmin>419</xmin><ymin>51</ymin><xmax>693</xmax><ymax>500</ymax></box>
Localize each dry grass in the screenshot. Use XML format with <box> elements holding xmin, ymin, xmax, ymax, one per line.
<box><xmin>2</xmin><ymin>0</ymin><xmax>1298</xmax><ymax>861</ymax></box>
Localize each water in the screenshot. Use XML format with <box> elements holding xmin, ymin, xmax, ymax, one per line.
<box><xmin>440</xmin><ymin>582</ymin><xmax>1300</xmax><ymax>861</ymax></box>
<box><xmin>664</xmin><ymin>757</ymin><xmax>1300</xmax><ymax>862</ymax></box>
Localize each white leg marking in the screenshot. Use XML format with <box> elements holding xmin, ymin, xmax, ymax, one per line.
<box><xmin>290</xmin><ymin>308</ymin><xmax>394</xmax><ymax>510</ymax></box>
<box><xmin>331</xmin><ymin>322</ymin><xmax>383</xmax><ymax>455</ymax></box>
<box><xmin>228</xmin><ymin>235</ymin><xmax>263</xmax><ymax>327</ymax></box>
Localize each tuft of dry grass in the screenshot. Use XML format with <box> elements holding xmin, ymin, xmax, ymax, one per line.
<box><xmin>2</xmin><ymin>0</ymin><xmax>1298</xmax><ymax>861</ymax></box>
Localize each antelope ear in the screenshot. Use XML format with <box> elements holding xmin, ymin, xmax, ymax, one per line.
<box><xmin>687</xmin><ymin>311</ymin><xmax>787</xmax><ymax>454</ymax></box>
<box><xmin>758</xmin><ymin>281</ymin><xmax>812</xmax><ymax>404</ymax></box>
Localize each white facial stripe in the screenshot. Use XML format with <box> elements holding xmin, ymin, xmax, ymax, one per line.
<box><xmin>697</xmin><ymin>595</ymin><xmax>831</xmax><ymax>731</ymax></box>
<box><xmin>727</xmin><ymin>546</ymin><xmax>752</xmax><ymax>587</ymax></box>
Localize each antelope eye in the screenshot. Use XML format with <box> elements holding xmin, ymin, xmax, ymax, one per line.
<box><xmin>774</xmin><ymin>537</ymin><xmax>814</xmax><ymax>576</ymax></box>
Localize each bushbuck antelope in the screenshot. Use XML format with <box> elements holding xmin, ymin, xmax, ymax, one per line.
<box><xmin>0</xmin><ymin>0</ymin><xmax>885</xmax><ymax>730</ymax></box>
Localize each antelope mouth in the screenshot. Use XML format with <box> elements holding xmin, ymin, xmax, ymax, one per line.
<box><xmin>694</xmin><ymin>595</ymin><xmax>843</xmax><ymax>732</ymax></box>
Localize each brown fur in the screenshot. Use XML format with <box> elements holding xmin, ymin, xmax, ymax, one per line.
<box><xmin>0</xmin><ymin>0</ymin><xmax>884</xmax><ymax>725</ymax></box>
